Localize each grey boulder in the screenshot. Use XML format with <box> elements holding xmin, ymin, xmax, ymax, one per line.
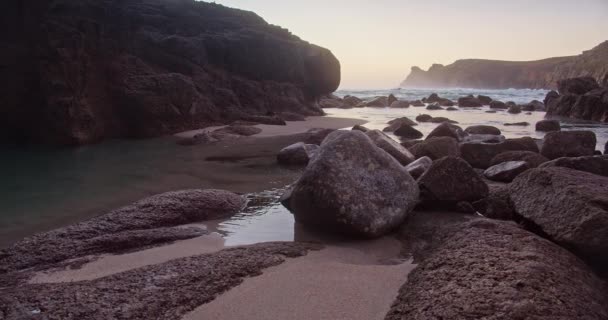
<box><xmin>483</xmin><ymin>161</ymin><xmax>530</xmax><ymax>182</ymax></box>
<box><xmin>366</xmin><ymin>130</ymin><xmax>416</xmax><ymax>165</ymax></box>
<box><xmin>540</xmin><ymin>130</ymin><xmax>597</xmax><ymax>159</ymax></box>
<box><xmin>277</xmin><ymin>142</ymin><xmax>319</xmax><ymax>165</ymax></box>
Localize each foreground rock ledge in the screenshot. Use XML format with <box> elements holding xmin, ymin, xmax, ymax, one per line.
<box><xmin>386</xmin><ymin>219</ymin><xmax>608</xmax><ymax>319</ymax></box>
<box><xmin>286</xmin><ymin>130</ymin><xmax>419</xmax><ymax>237</ymax></box>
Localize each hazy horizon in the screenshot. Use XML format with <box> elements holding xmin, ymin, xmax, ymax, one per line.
<box><xmin>212</xmin><ymin>0</ymin><xmax>608</xmax><ymax>90</ymax></box>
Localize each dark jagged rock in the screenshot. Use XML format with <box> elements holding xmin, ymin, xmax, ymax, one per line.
<box><xmin>426</xmin><ymin>103</ymin><xmax>443</xmax><ymax>110</ymax></box>
<box><xmin>460</xmin><ymin>137</ymin><xmax>540</xmax><ymax>169</ymax></box>
<box><xmin>389</xmin><ymin>100</ymin><xmax>410</xmax><ymax>108</ymax></box>
<box><xmin>507</xmin><ymin>105</ymin><xmax>522</xmax><ymax>114</ymax></box>
<box><xmin>510</xmin><ymin>167</ymin><xmax>608</xmax><ymax>266</ymax></box>
<box><xmin>457</xmin><ymin>96</ymin><xmax>483</xmax><ymax>108</ymax></box>
<box><xmin>366</xmin><ymin>130</ymin><xmax>416</xmax><ymax>165</ymax></box>
<box><xmin>277</xmin><ymin>142</ymin><xmax>319</xmax><ymax>166</ymax></box>
<box><xmin>405</xmin><ymin>156</ymin><xmax>432</xmax><ymax>179</ymax></box>
<box><xmin>605</xmin><ymin>141</ymin><xmax>608</xmax><ymax>155</ymax></box>
<box><xmin>388</xmin><ymin>94</ymin><xmax>398</xmax><ymax>106</ymax></box>
<box><xmin>544</xmin><ymin>90</ymin><xmax>560</xmax><ymax>105</ymax></box>
<box><xmin>303</xmin><ymin>128</ymin><xmax>335</xmax><ymax>145</ymax></box>
<box><xmin>384</xmin><ymin>117</ymin><xmax>417</xmax><ymax>132</ymax></box>
<box><xmin>386</xmin><ymin>219</ymin><xmax>608</xmax><ymax>320</ymax></box>
<box><xmin>342</xmin><ymin>95</ymin><xmax>362</xmax><ymax>107</ymax></box>
<box><xmin>539</xmin><ymin>155</ymin><xmax>608</xmax><ymax>177</ymax></box>
<box><xmin>477</xmin><ymin>95</ymin><xmax>492</xmax><ymax>105</ymax></box>
<box><xmin>0</xmin><ymin>189</ymin><xmax>246</xmax><ymax>273</ymax></box>
<box><xmin>473</xmin><ymin>185</ymin><xmax>514</xmax><ymax>220</ymax></box>
<box><xmin>352</xmin><ymin>124</ymin><xmax>369</xmax><ymax>132</ymax></box>
<box><xmin>522</xmin><ymin>100</ymin><xmax>545</xmax><ymax>111</ymax></box>
<box><xmin>489</xmin><ymin>100</ymin><xmax>508</xmax><ymax>109</ymax></box>
<box><xmin>415</xmin><ymin>114</ymin><xmax>432</xmax><ymax>122</ymax></box>
<box><xmin>394</xmin><ymin>124</ymin><xmax>424</xmax><ymax>140</ymax></box>
<box><xmin>286</xmin><ymin>131</ymin><xmax>419</xmax><ymax>238</ymax></box>
<box><xmin>425</xmin><ymin>93</ymin><xmax>454</xmax><ymax>106</ymax></box>
<box><xmin>446</xmin><ymin>106</ymin><xmax>458</xmax><ymax>111</ymax></box>
<box><xmin>409</xmin><ymin>137</ymin><xmax>460</xmax><ymax>160</ymax></box>
<box><xmin>483</xmin><ymin>161</ymin><xmax>530</xmax><ymax>182</ymax></box>
<box><xmin>490</xmin><ymin>151</ymin><xmax>549</xmax><ymax>168</ymax></box>
<box><xmin>411</xmin><ymin>100</ymin><xmax>425</xmax><ymax>107</ymax></box>
<box><xmin>400</xmin><ymin>41</ymin><xmax>608</xmax><ymax>89</ymax></box>
<box><xmin>400</xmin><ymin>139</ymin><xmax>423</xmax><ymax>149</ymax></box>
<box><xmin>557</xmin><ymin>76</ymin><xmax>601</xmax><ymax>95</ymax></box>
<box><xmin>535</xmin><ymin>119</ymin><xmax>561</xmax><ymax>132</ymax></box>
<box><xmin>464</xmin><ymin>125</ymin><xmax>501</xmax><ymax>135</ymax></box>
<box><xmin>540</xmin><ymin>131</ymin><xmax>597</xmax><ymax>159</ymax></box>
<box><xmin>0</xmin><ymin>0</ymin><xmax>339</xmax><ymax>145</ymax></box>
<box><xmin>418</xmin><ymin>156</ymin><xmax>488</xmax><ymax>203</ymax></box>
<box><xmin>426</xmin><ymin>123</ymin><xmax>467</xmax><ymax>141</ymax></box>
<box><xmin>365</xmin><ymin>96</ymin><xmax>388</xmax><ymax>108</ymax></box>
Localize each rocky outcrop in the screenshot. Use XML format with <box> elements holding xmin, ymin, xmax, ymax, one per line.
<box><xmin>386</xmin><ymin>219</ymin><xmax>608</xmax><ymax>319</ymax></box>
<box><xmin>285</xmin><ymin>131</ymin><xmax>419</xmax><ymax>237</ymax></box>
<box><xmin>510</xmin><ymin>167</ymin><xmax>608</xmax><ymax>266</ymax></box>
<box><xmin>545</xmin><ymin>77</ymin><xmax>608</xmax><ymax>122</ymax></box>
<box><xmin>0</xmin><ymin>189</ymin><xmax>246</xmax><ymax>273</ymax></box>
<box><xmin>384</xmin><ymin>117</ymin><xmax>417</xmax><ymax>132</ymax></box>
<box><xmin>540</xmin><ymin>131</ymin><xmax>597</xmax><ymax>159</ymax></box>
<box><xmin>535</xmin><ymin>119</ymin><xmax>560</xmax><ymax>132</ymax></box>
<box><xmin>394</xmin><ymin>124</ymin><xmax>423</xmax><ymax>140</ymax></box>
<box><xmin>418</xmin><ymin>156</ymin><xmax>488</xmax><ymax>204</ymax></box>
<box><xmin>457</xmin><ymin>96</ymin><xmax>482</xmax><ymax>108</ymax></box>
<box><xmin>401</xmin><ymin>41</ymin><xmax>608</xmax><ymax>89</ymax></box>
<box><xmin>0</xmin><ymin>0</ymin><xmax>340</xmax><ymax>145</ymax></box>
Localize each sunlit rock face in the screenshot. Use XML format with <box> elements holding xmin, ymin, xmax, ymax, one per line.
<box><xmin>0</xmin><ymin>0</ymin><xmax>340</xmax><ymax>145</ymax></box>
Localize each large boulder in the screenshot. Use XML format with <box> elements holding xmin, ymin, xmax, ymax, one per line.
<box><xmin>544</xmin><ymin>90</ymin><xmax>560</xmax><ymax>106</ymax></box>
<box><xmin>405</xmin><ymin>156</ymin><xmax>432</xmax><ymax>180</ymax></box>
<box><xmin>390</xmin><ymin>100</ymin><xmax>410</xmax><ymax>108</ymax></box>
<box><xmin>460</xmin><ymin>137</ymin><xmax>539</xmax><ymax>169</ymax></box>
<box><xmin>418</xmin><ymin>156</ymin><xmax>488</xmax><ymax>203</ymax></box>
<box><xmin>303</xmin><ymin>128</ymin><xmax>335</xmax><ymax>145</ymax></box>
<box><xmin>343</xmin><ymin>95</ymin><xmax>363</xmax><ymax>107</ymax></box>
<box><xmin>472</xmin><ymin>185</ymin><xmax>514</xmax><ymax>221</ymax></box>
<box><xmin>386</xmin><ymin>219</ymin><xmax>608</xmax><ymax>320</ymax></box>
<box><xmin>535</xmin><ymin>119</ymin><xmax>560</xmax><ymax>132</ymax></box>
<box><xmin>477</xmin><ymin>95</ymin><xmax>492</xmax><ymax>105</ymax></box>
<box><xmin>540</xmin><ymin>131</ymin><xmax>597</xmax><ymax>159</ymax></box>
<box><xmin>409</xmin><ymin>137</ymin><xmax>460</xmax><ymax>160</ymax></box>
<box><xmin>570</xmin><ymin>88</ymin><xmax>608</xmax><ymax>122</ymax></box>
<box><xmin>387</xmin><ymin>94</ymin><xmax>398</xmax><ymax>106</ymax></box>
<box><xmin>277</xmin><ymin>142</ymin><xmax>319</xmax><ymax>165</ymax></box>
<box><xmin>366</xmin><ymin>130</ymin><xmax>416</xmax><ymax>165</ymax></box>
<box><xmin>510</xmin><ymin>167</ymin><xmax>608</xmax><ymax>265</ymax></box>
<box><xmin>351</xmin><ymin>124</ymin><xmax>369</xmax><ymax>132</ymax></box>
<box><xmin>464</xmin><ymin>125</ymin><xmax>501</xmax><ymax>135</ymax></box>
<box><xmin>458</xmin><ymin>96</ymin><xmax>482</xmax><ymax>108</ymax></box>
<box><xmin>365</xmin><ymin>96</ymin><xmax>388</xmax><ymax>108</ymax></box>
<box><xmin>489</xmin><ymin>100</ymin><xmax>508</xmax><ymax>109</ymax></box>
<box><xmin>394</xmin><ymin>124</ymin><xmax>424</xmax><ymax>140</ymax></box>
<box><xmin>384</xmin><ymin>117</ymin><xmax>417</xmax><ymax>132</ymax></box>
<box><xmin>483</xmin><ymin>161</ymin><xmax>530</xmax><ymax>182</ymax></box>
<box><xmin>286</xmin><ymin>131</ymin><xmax>419</xmax><ymax>237</ymax></box>
<box><xmin>539</xmin><ymin>155</ymin><xmax>608</xmax><ymax>177</ymax></box>
<box><xmin>507</xmin><ymin>104</ymin><xmax>522</xmax><ymax>114</ymax></box>
<box><xmin>490</xmin><ymin>151</ymin><xmax>549</xmax><ymax>168</ymax></box>
<box><xmin>426</xmin><ymin>122</ymin><xmax>467</xmax><ymax>141</ymax></box>
<box><xmin>557</xmin><ymin>76</ymin><xmax>600</xmax><ymax>95</ymax></box>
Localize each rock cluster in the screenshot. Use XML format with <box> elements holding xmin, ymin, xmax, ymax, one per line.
<box><xmin>545</xmin><ymin>76</ymin><xmax>608</xmax><ymax>122</ymax></box>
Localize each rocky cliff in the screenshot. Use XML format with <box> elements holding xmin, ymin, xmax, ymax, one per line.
<box><xmin>0</xmin><ymin>0</ymin><xmax>340</xmax><ymax>145</ymax></box>
<box><xmin>401</xmin><ymin>41</ymin><xmax>608</xmax><ymax>89</ymax></box>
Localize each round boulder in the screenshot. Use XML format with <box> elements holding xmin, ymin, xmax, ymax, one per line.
<box><xmin>540</xmin><ymin>131</ymin><xmax>597</xmax><ymax>159</ymax></box>
<box><xmin>366</xmin><ymin>130</ymin><xmax>416</xmax><ymax>165</ymax></box>
<box><xmin>394</xmin><ymin>124</ymin><xmax>424</xmax><ymax>140</ymax></box>
<box><xmin>426</xmin><ymin>122</ymin><xmax>467</xmax><ymax>142</ymax></box>
<box><xmin>418</xmin><ymin>156</ymin><xmax>489</xmax><ymax>203</ymax></box>
<box><xmin>464</xmin><ymin>125</ymin><xmax>501</xmax><ymax>135</ymax></box>
<box><xmin>409</xmin><ymin>137</ymin><xmax>460</xmax><ymax>160</ymax></box>
<box><xmin>535</xmin><ymin>120</ymin><xmax>561</xmax><ymax>132</ymax></box>
<box><xmin>277</xmin><ymin>142</ymin><xmax>319</xmax><ymax>166</ymax></box>
<box><xmin>286</xmin><ymin>131</ymin><xmax>420</xmax><ymax>238</ymax></box>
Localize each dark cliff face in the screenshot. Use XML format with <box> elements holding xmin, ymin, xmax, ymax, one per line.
<box><xmin>401</xmin><ymin>41</ymin><xmax>608</xmax><ymax>90</ymax></box>
<box><xmin>0</xmin><ymin>0</ymin><xmax>340</xmax><ymax>145</ymax></box>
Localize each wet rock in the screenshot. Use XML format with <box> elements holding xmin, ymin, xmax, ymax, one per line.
<box><xmin>287</xmin><ymin>130</ymin><xmax>419</xmax><ymax>237</ymax></box>
<box><xmin>489</xmin><ymin>100</ymin><xmax>508</xmax><ymax>109</ymax></box>
<box><xmin>540</xmin><ymin>130</ymin><xmax>597</xmax><ymax>159</ymax></box>
<box><xmin>426</xmin><ymin>103</ymin><xmax>443</xmax><ymax>110</ymax></box>
<box><xmin>462</xmin><ymin>134</ymin><xmax>505</xmax><ymax>144</ymax></box>
<box><xmin>400</xmin><ymin>139</ymin><xmax>423</xmax><ymax>149</ymax></box>
<box><xmin>411</xmin><ymin>100</ymin><xmax>425</xmax><ymax>107</ymax></box>
<box><xmin>510</xmin><ymin>167</ymin><xmax>608</xmax><ymax>265</ymax></box>
<box><xmin>365</xmin><ymin>96</ymin><xmax>388</xmax><ymax>108</ymax></box>
<box><xmin>409</xmin><ymin>137</ymin><xmax>460</xmax><ymax>160</ymax></box>
<box><xmin>394</xmin><ymin>124</ymin><xmax>424</xmax><ymax>140</ymax></box>
<box><xmin>303</xmin><ymin>128</ymin><xmax>335</xmax><ymax>145</ymax></box>
<box><xmin>277</xmin><ymin>142</ymin><xmax>319</xmax><ymax>165</ymax></box>
<box><xmin>388</xmin><ymin>94</ymin><xmax>398</xmax><ymax>106</ymax></box>
<box><xmin>386</xmin><ymin>219</ymin><xmax>608</xmax><ymax>320</ymax></box>
<box><xmin>415</xmin><ymin>114</ymin><xmax>432</xmax><ymax>122</ymax></box>
<box><xmin>390</xmin><ymin>100</ymin><xmax>410</xmax><ymax>108</ymax></box>
<box><xmin>352</xmin><ymin>124</ymin><xmax>369</xmax><ymax>132</ymax></box>
<box><xmin>473</xmin><ymin>185</ymin><xmax>514</xmax><ymax>220</ymax></box>
<box><xmin>0</xmin><ymin>189</ymin><xmax>246</xmax><ymax>273</ymax></box>
<box><xmin>176</xmin><ymin>132</ymin><xmax>218</xmax><ymax>146</ymax></box>
<box><xmin>539</xmin><ymin>155</ymin><xmax>608</xmax><ymax>177</ymax></box>
<box><xmin>544</xmin><ymin>90</ymin><xmax>560</xmax><ymax>106</ymax></box>
<box><xmin>485</xmin><ymin>110</ymin><xmax>497</xmax><ymax>113</ymax></box>
<box><xmin>418</xmin><ymin>156</ymin><xmax>489</xmax><ymax>203</ymax></box>
<box><xmin>384</xmin><ymin>117</ymin><xmax>417</xmax><ymax>132</ymax></box>
<box><xmin>490</xmin><ymin>151</ymin><xmax>549</xmax><ymax>168</ymax></box>
<box><xmin>213</xmin><ymin>125</ymin><xmax>262</xmax><ymax>136</ymax></box>
<box><xmin>522</xmin><ymin>100</ymin><xmax>545</xmax><ymax>111</ymax></box>
<box><xmin>484</xmin><ymin>161</ymin><xmax>530</xmax><ymax>182</ymax></box>
<box><xmin>446</xmin><ymin>106</ymin><xmax>458</xmax><ymax>111</ymax></box>
<box><xmin>535</xmin><ymin>119</ymin><xmax>561</xmax><ymax>132</ymax></box>
<box><xmin>477</xmin><ymin>95</ymin><xmax>492</xmax><ymax>105</ymax></box>
<box><xmin>405</xmin><ymin>156</ymin><xmax>432</xmax><ymax>179</ymax></box>
<box><xmin>343</xmin><ymin>95</ymin><xmax>363</xmax><ymax>107</ymax></box>
<box><xmin>570</xmin><ymin>88</ymin><xmax>608</xmax><ymax>122</ymax></box>
<box><xmin>415</xmin><ymin>114</ymin><xmax>457</xmax><ymax>124</ymax></box>
<box><xmin>426</xmin><ymin>123</ymin><xmax>467</xmax><ymax>141</ymax></box>
<box><xmin>504</xmin><ymin>122</ymin><xmax>529</xmax><ymax>126</ymax></box>
<box><xmin>460</xmin><ymin>137</ymin><xmax>540</xmax><ymax>169</ymax></box>
<box><xmin>507</xmin><ymin>105</ymin><xmax>522</xmax><ymax>114</ymax></box>
<box><xmin>557</xmin><ymin>76</ymin><xmax>601</xmax><ymax>95</ymax></box>
<box><xmin>366</xmin><ymin>130</ymin><xmax>416</xmax><ymax>165</ymax></box>
<box><xmin>464</xmin><ymin>125</ymin><xmax>501</xmax><ymax>135</ymax></box>
<box><xmin>458</xmin><ymin>96</ymin><xmax>483</xmax><ymax>108</ymax></box>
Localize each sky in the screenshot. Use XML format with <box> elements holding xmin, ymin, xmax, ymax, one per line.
<box><xmin>212</xmin><ymin>0</ymin><xmax>608</xmax><ymax>89</ymax></box>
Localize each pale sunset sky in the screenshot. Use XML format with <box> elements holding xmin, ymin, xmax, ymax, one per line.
<box><xmin>212</xmin><ymin>0</ymin><xmax>608</xmax><ymax>89</ymax></box>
